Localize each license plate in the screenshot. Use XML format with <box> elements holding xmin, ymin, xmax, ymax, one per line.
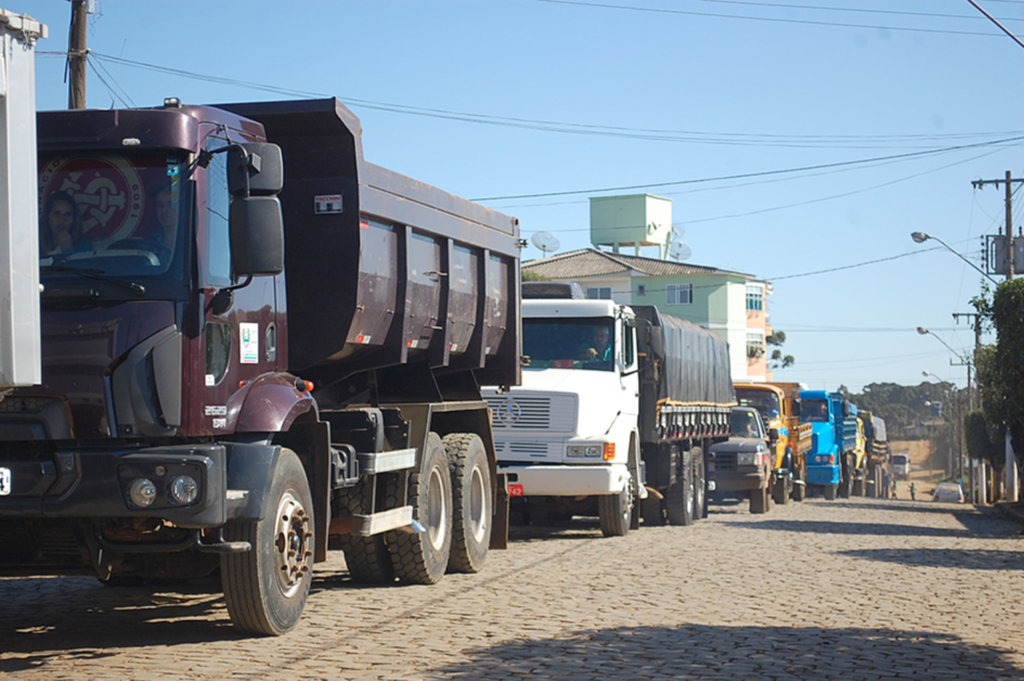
<box><xmin>707</xmin><ymin>480</ymin><xmax>716</xmax><ymax>492</ymax></box>
<box><xmin>508</xmin><ymin>483</ymin><xmax>524</xmax><ymax>497</ymax></box>
<box><xmin>0</xmin><ymin>467</ymin><xmax>10</xmax><ymax>496</ymax></box>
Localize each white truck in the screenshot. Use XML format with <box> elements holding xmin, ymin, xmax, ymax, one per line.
<box><xmin>486</xmin><ymin>282</ymin><xmax>734</xmax><ymax>536</ymax></box>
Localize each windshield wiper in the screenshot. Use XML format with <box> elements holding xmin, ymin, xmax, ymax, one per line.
<box><xmin>41</xmin><ymin>265</ymin><xmax>146</xmax><ymax>297</ymax></box>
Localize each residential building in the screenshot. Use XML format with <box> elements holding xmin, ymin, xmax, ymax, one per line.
<box><xmin>523</xmin><ymin>248</ymin><xmax>773</xmax><ymax>382</ymax></box>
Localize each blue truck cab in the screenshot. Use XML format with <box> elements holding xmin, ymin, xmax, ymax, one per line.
<box><xmin>799</xmin><ymin>390</ymin><xmax>857</xmax><ymax>500</ymax></box>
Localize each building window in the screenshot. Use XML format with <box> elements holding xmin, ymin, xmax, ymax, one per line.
<box><xmin>746</xmin><ymin>285</ymin><xmax>764</xmax><ymax>311</ymax></box>
<box><xmin>666</xmin><ymin>283</ymin><xmax>692</xmax><ymax>305</ymax></box>
<box><xmin>586</xmin><ymin>287</ymin><xmax>611</xmax><ymax>300</ymax></box>
<box><xmin>637</xmin><ymin>285</ymin><xmax>646</xmax><ymax>296</ymax></box>
<box><xmin>746</xmin><ymin>332</ymin><xmax>764</xmax><ymax>358</ymax></box>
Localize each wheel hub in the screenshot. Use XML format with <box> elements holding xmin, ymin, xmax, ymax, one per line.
<box><xmin>273</xmin><ymin>492</ymin><xmax>313</xmax><ymax>598</ymax></box>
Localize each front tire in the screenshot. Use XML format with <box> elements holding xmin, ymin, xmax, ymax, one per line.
<box><xmin>598</xmin><ymin>484</ymin><xmax>632</xmax><ymax>537</ymax></box>
<box><xmin>823</xmin><ymin>483</ymin><xmax>838</xmax><ymax>501</ymax></box>
<box><xmin>750</xmin><ymin>484</ymin><xmax>770</xmax><ymax>514</ymax></box>
<box><xmin>388</xmin><ymin>432</ymin><xmax>453</xmax><ymax>584</ymax></box>
<box><xmin>692</xmin><ymin>447</ymin><xmax>707</xmax><ymax>520</ymax></box>
<box><xmin>221</xmin><ymin>448</ymin><xmax>314</xmax><ymax>636</ymax></box>
<box><xmin>443</xmin><ymin>433</ymin><xmax>492</xmax><ymax>573</ymax></box>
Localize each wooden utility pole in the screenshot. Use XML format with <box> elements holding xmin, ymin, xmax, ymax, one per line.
<box><xmin>972</xmin><ymin>171</ymin><xmax>1024</xmax><ymax>279</ymax></box>
<box><xmin>68</xmin><ymin>0</ymin><xmax>87</xmax><ymax>109</ymax></box>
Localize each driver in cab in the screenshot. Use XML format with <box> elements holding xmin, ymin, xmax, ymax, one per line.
<box><xmin>580</xmin><ymin>327</ymin><xmax>612</xmax><ymax>362</ymax></box>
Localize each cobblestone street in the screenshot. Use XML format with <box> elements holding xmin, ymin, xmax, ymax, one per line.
<box><xmin>2</xmin><ymin>497</ymin><xmax>1022</xmax><ymax>680</ymax></box>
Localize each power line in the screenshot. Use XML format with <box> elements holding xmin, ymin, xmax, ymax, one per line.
<box><xmin>692</xmin><ymin>0</ymin><xmax>1024</xmax><ymax>23</ymax></box>
<box><xmin>473</xmin><ymin>135</ymin><xmax>1024</xmax><ymax>201</ymax></box>
<box><xmin>537</xmin><ymin>0</ymin><xmax>1014</xmax><ymax>37</ymax></box>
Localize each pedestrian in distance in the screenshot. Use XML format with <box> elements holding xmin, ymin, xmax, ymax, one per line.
<box><xmin>891</xmin><ymin>479</ymin><xmax>898</xmax><ymax>500</ymax></box>
<box><xmin>909</xmin><ymin>482</ymin><xmax>917</xmax><ymax>501</ymax></box>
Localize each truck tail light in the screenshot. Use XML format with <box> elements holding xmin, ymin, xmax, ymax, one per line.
<box><xmin>603</xmin><ymin>443</ymin><xmax>615</xmax><ymax>460</ymax></box>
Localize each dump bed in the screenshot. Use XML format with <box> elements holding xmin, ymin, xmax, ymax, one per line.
<box><xmin>632</xmin><ymin>306</ymin><xmax>734</xmax><ymax>441</ymax></box>
<box><xmin>220</xmin><ymin>99</ymin><xmax>521</xmax><ymax>390</ymax></box>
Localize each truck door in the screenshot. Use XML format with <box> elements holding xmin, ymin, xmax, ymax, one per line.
<box><xmin>190</xmin><ymin>135</ymin><xmax>281</xmax><ymax>435</ymax></box>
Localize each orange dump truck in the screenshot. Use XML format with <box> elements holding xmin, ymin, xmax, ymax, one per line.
<box><xmin>733</xmin><ymin>382</ymin><xmax>812</xmax><ymax>503</ymax></box>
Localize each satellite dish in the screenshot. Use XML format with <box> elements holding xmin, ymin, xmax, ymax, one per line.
<box><xmin>531</xmin><ymin>231</ymin><xmax>561</xmax><ymax>256</ymax></box>
<box><xmin>668</xmin><ymin>229</ymin><xmax>691</xmax><ymax>261</ymax></box>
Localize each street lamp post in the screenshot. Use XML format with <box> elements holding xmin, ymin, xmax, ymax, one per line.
<box><xmin>923</xmin><ymin>371</ymin><xmax>960</xmax><ymax>480</ymax></box>
<box><xmin>910</xmin><ymin>232</ymin><xmax>998</xmax><ymax>285</ymax></box>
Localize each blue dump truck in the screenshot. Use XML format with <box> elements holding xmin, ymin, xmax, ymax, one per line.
<box><xmin>799</xmin><ymin>390</ymin><xmax>858</xmax><ymax>500</ymax></box>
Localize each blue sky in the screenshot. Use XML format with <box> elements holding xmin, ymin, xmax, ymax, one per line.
<box><xmin>10</xmin><ymin>0</ymin><xmax>1024</xmax><ymax>393</ymax></box>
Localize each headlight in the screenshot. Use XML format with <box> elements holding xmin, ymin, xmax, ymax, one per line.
<box><xmin>169</xmin><ymin>475</ymin><xmax>199</xmax><ymax>505</ymax></box>
<box><xmin>567</xmin><ymin>444</ymin><xmax>603</xmax><ymax>458</ymax></box>
<box><xmin>129</xmin><ymin>478</ymin><xmax>157</xmax><ymax>507</ymax></box>
<box><xmin>737</xmin><ymin>452</ymin><xmax>757</xmax><ymax>466</ymax></box>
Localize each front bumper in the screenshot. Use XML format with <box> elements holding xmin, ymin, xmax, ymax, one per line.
<box><xmin>499</xmin><ymin>462</ymin><xmax>630</xmax><ymax>496</ymax></box>
<box><xmin>713</xmin><ymin>466</ymin><xmax>766</xmax><ymax>492</ymax></box>
<box><xmin>0</xmin><ymin>443</ymin><xmax>227</xmax><ymax>528</ymax></box>
<box><xmin>806</xmin><ymin>464</ymin><xmax>840</xmax><ymax>485</ymax></box>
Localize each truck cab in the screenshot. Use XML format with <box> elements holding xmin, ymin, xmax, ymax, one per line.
<box><xmin>486</xmin><ymin>291</ymin><xmax>645</xmax><ymax>537</ymax></box>
<box><xmin>708</xmin><ymin>407</ymin><xmax>774</xmax><ymax>513</ymax></box>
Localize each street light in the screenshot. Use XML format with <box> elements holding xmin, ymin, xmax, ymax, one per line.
<box><xmin>922</xmin><ymin>370</ymin><xmax>959</xmax><ymax>480</ymax></box>
<box><xmin>910</xmin><ymin>231</ymin><xmax>998</xmax><ymax>284</ymax></box>
<box><xmin>916</xmin><ymin>327</ymin><xmax>970</xmax><ymax>365</ymax></box>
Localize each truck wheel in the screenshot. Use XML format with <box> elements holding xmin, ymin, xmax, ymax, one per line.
<box><xmin>598</xmin><ymin>484</ymin><xmax>632</xmax><ymax>537</ymax></box>
<box><xmin>388</xmin><ymin>432</ymin><xmax>453</xmax><ymax>584</ymax></box>
<box><xmin>750</xmin><ymin>484</ymin><xmax>770</xmax><ymax>514</ymax></box>
<box><xmin>221</xmin><ymin>448</ymin><xmax>314</xmax><ymax>636</ymax></box>
<box><xmin>666</xmin><ymin>449</ymin><xmax>695</xmax><ymax>526</ymax></box>
<box><xmin>443</xmin><ymin>433</ymin><xmax>492</xmax><ymax>573</ymax></box>
<box><xmin>792</xmin><ymin>462</ymin><xmax>807</xmax><ymax>502</ymax></box>
<box><xmin>839</xmin><ymin>458</ymin><xmax>853</xmax><ymax>498</ymax></box>
<box><xmin>772</xmin><ymin>476</ymin><xmax>789</xmax><ymax>506</ymax></box>
<box><xmin>823</xmin><ymin>483</ymin><xmax>838</xmax><ymax>501</ymax></box>
<box><xmin>641</xmin><ymin>496</ymin><xmax>666</xmax><ymax>526</ymax></box>
<box><xmin>335</xmin><ymin>478</ymin><xmax>395</xmax><ymax>584</ymax></box>
<box><xmin>692</xmin><ymin>447</ymin><xmax>707</xmax><ymax>520</ymax></box>
<box><xmin>852</xmin><ymin>477</ymin><xmax>865</xmax><ymax>497</ymax></box>
<box><xmin>337</xmin><ymin>535</ymin><xmax>394</xmax><ymax>584</ymax></box>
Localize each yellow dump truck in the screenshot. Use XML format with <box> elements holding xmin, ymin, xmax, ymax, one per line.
<box><xmin>733</xmin><ymin>382</ymin><xmax>812</xmax><ymax>503</ymax></box>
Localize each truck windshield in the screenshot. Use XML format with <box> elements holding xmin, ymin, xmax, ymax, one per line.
<box><xmin>523</xmin><ymin>318</ymin><xmax>615</xmax><ymax>371</ymax></box>
<box><xmin>38</xmin><ymin>150</ymin><xmax>187</xmax><ymax>280</ymax></box>
<box><xmin>735</xmin><ymin>389</ymin><xmax>781</xmax><ymax>424</ymax></box>
<box><xmin>803</xmin><ymin>399</ymin><xmax>830</xmax><ymax>422</ymax></box>
<box><xmin>730</xmin><ymin>410</ymin><xmax>763</xmax><ymax>438</ymax></box>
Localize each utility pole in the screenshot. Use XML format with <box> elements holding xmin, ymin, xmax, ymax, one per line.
<box><xmin>968</xmin><ymin>172</ymin><xmax>1024</xmax><ymax>503</ymax></box>
<box><xmin>68</xmin><ymin>0</ymin><xmax>87</xmax><ymax>109</ymax></box>
<box><xmin>973</xmin><ymin>172</ymin><xmax>1024</xmax><ymax>280</ymax></box>
<box><xmin>951</xmin><ymin>312</ymin><xmax>981</xmax><ymax>411</ymax></box>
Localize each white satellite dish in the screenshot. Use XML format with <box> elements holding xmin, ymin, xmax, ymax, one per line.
<box><xmin>531</xmin><ymin>231</ymin><xmax>561</xmax><ymax>256</ymax></box>
<box><xmin>668</xmin><ymin>229</ymin><xmax>691</xmax><ymax>261</ymax></box>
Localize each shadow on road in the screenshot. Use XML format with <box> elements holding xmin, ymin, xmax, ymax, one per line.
<box><xmin>838</xmin><ymin>548</ymin><xmax>1024</xmax><ymax>571</ymax></box>
<box><xmin>727</xmin><ymin>518</ymin><xmax>972</xmax><ymax>538</ymax></box>
<box><xmin>426</xmin><ymin>623</ymin><xmax>1022</xmax><ymax>680</ymax></box>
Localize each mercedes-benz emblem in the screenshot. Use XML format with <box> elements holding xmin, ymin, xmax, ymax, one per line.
<box><xmin>496</xmin><ymin>398</ymin><xmax>522</xmax><ymax>426</ymax></box>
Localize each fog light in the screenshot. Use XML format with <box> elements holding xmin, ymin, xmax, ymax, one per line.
<box><xmin>169</xmin><ymin>475</ymin><xmax>199</xmax><ymax>505</ymax></box>
<box><xmin>129</xmin><ymin>478</ymin><xmax>157</xmax><ymax>507</ymax></box>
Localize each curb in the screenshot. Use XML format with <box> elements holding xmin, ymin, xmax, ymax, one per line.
<box><xmin>995</xmin><ymin>501</ymin><xmax>1024</xmax><ymax>528</ymax></box>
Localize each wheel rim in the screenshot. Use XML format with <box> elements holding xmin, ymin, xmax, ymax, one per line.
<box><xmin>468</xmin><ymin>462</ymin><xmax>489</xmax><ymax>544</ymax></box>
<box><xmin>273</xmin><ymin>491</ymin><xmax>313</xmax><ymax>598</ymax></box>
<box><xmin>426</xmin><ymin>464</ymin><xmax>449</xmax><ymax>551</ymax></box>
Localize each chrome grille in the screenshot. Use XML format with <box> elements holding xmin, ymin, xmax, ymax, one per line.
<box><xmin>486</xmin><ymin>394</ymin><xmax>577</xmax><ymax>433</ymax></box>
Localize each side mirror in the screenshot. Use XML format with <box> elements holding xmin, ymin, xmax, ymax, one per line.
<box><xmin>228</xmin><ymin>143</ymin><xmax>284</xmax><ymax>197</ymax></box>
<box><xmin>792</xmin><ymin>399</ymin><xmax>802</xmax><ymax>417</ymax></box>
<box><xmin>230</xmin><ymin>196</ymin><xmax>284</xmax><ymax>276</ymax></box>
<box><xmin>768</xmin><ymin>428</ymin><xmax>779</xmax><ymax>443</ymax></box>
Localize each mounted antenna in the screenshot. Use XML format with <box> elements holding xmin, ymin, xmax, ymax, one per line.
<box><xmin>531</xmin><ymin>231</ymin><xmax>561</xmax><ymax>258</ymax></box>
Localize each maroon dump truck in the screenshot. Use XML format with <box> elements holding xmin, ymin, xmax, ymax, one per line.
<box><xmin>0</xmin><ymin>97</ymin><xmax>520</xmax><ymax>635</ymax></box>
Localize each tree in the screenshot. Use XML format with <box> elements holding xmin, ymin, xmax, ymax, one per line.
<box><xmin>765</xmin><ymin>330</ymin><xmax>794</xmax><ymax>369</ymax></box>
<box><xmin>521</xmin><ymin>269</ymin><xmax>549</xmax><ymax>282</ymax></box>
<box><xmin>983</xmin><ymin>279</ymin><xmax>1024</xmax><ymax>486</ymax></box>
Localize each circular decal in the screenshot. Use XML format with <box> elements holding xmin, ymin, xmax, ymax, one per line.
<box><xmin>39</xmin><ymin>155</ymin><xmax>145</xmax><ymax>242</ymax></box>
<box><xmin>496</xmin><ymin>398</ymin><xmax>522</xmax><ymax>426</ymax></box>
